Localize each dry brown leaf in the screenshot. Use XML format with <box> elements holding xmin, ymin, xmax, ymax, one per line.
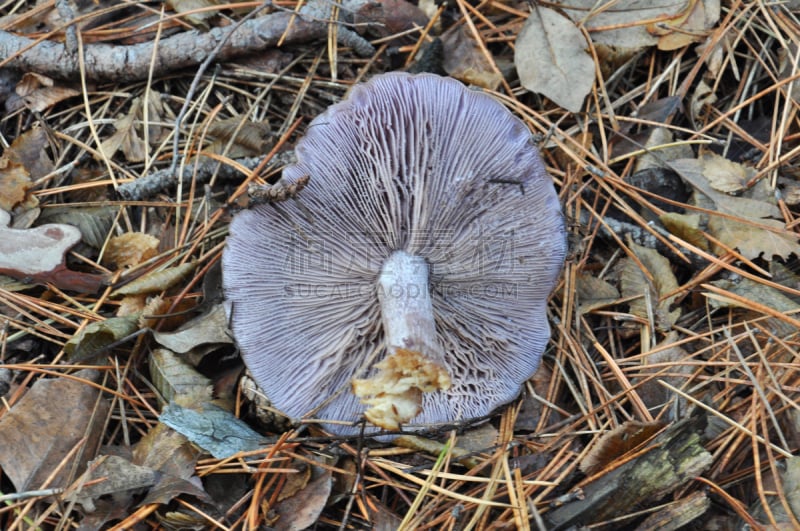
<box><xmin>660</xmin><ymin>212</ymin><xmax>710</xmax><ymax>251</ymax></box>
<box><xmin>689</xmin><ymin>79</ymin><xmax>717</xmax><ymax>122</ymax></box>
<box><xmin>271</xmin><ymin>460</ymin><xmax>333</xmax><ymax>531</ymax></box>
<box><xmin>105</xmin><ymin>232</ymin><xmax>160</xmax><ymax>269</ymax></box>
<box><xmin>708</xmin><ymin>277</ymin><xmax>799</xmax><ymax>314</ymax></box>
<box><xmin>151</xmin><ymin>303</ymin><xmax>232</xmax><ymax>354</ymax></box>
<box><xmin>634</xmin><ymin>127</ymin><xmax>695</xmax><ymax>172</ymax></box>
<box><xmin>778</xmin><ymin>176</ymin><xmax>800</xmax><ymax>206</ymax></box>
<box><xmin>149</xmin><ymin>348</ymin><xmax>214</xmax><ymax>403</ymax></box>
<box><xmin>99</xmin><ymin>93</ymin><xmax>164</xmax><ymax>163</ymax></box>
<box><xmin>0</xmin><ymin>369</ymin><xmax>109</xmax><ymax>491</ymax></box>
<box><xmin>770</xmin><ymin>261</ymin><xmax>800</xmax><ymax>304</ymax></box>
<box><xmin>441</xmin><ymin>25</ymin><xmax>503</xmax><ymax>90</ymax></box>
<box><xmin>100</xmin><ymin>99</ymin><xmax>146</xmax><ymax>162</ymax></box>
<box><xmin>514</xmin><ymin>7</ymin><xmax>594</xmax><ymax>112</ymax></box>
<box><xmin>0</xmin><ymin>160</ymin><xmax>32</xmax><ymax>212</ymax></box>
<box><xmin>560</xmin><ymin>0</ymin><xmax>688</xmax><ymax>49</ymax></box>
<box><xmin>167</xmin><ymin>0</ymin><xmax>220</xmax><ymax>28</ymax></box>
<box><xmin>707</xmin><ymin>277</ymin><xmax>800</xmax><ymax>337</ymax></box>
<box><xmin>113</xmin><ymin>261</ymin><xmax>197</xmax><ymax>296</ymax></box>
<box><xmin>621</xmin><ymin>242</ymin><xmax>681</xmax><ymax>330</ymax></box>
<box><xmin>707</xmin><ymin>216</ymin><xmax>800</xmax><ymax>259</ymax></box>
<box><xmin>656</xmin><ymin>0</ymin><xmax>719</xmax><ymax>50</ymax></box>
<box><xmin>0</xmin><ymin>127</ymin><xmax>53</xmax><ymax>211</ymax></box>
<box><xmin>595</xmin><ymin>43</ymin><xmax>641</xmax><ymax>79</ymax></box>
<box><xmin>206</xmin><ymin>117</ymin><xmax>272</xmax><ymax>158</ymax></box>
<box><xmin>580</xmin><ymin>420</ymin><xmax>666</xmax><ymax>476</ymax></box>
<box><xmin>133</xmin><ymin>422</ymin><xmax>201</xmax><ymax>478</ymax></box>
<box><xmin>671</xmin><ymin>157</ymin><xmax>781</xmax><ymax>219</ymax></box>
<box><xmin>7</xmin><ymin>72</ymin><xmax>79</xmax><ymax>113</ymax></box>
<box><xmin>636</xmin><ymin>331</ymin><xmax>693</xmax><ymax>414</ymax></box>
<box><xmin>576</xmin><ymin>271</ymin><xmax>620</xmax><ymax>314</ymax></box>
<box><xmin>68</xmin><ymin>455</ymin><xmax>159</xmax><ymax>513</ymax></box>
<box><xmin>64</xmin><ymin>315</ymin><xmax>140</xmax><ymax>361</ymax></box>
<box><xmin>750</xmin><ymin>456</ymin><xmax>800</xmax><ymax>526</ymax></box>
<box><xmin>117</xmin><ymin>294</ymin><xmax>148</xmax><ymax>317</ymax></box>
<box><xmin>701</xmin><ymin>152</ymin><xmax>753</xmax><ymax>193</ymax></box>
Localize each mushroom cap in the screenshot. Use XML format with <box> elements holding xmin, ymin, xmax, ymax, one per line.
<box><xmin>223</xmin><ymin>73</ymin><xmax>566</xmax><ymax>435</ymax></box>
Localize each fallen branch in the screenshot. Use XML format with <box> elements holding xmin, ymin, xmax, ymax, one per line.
<box><xmin>116</xmin><ymin>152</ymin><xmax>296</xmax><ymax>201</ymax></box>
<box><xmin>0</xmin><ymin>10</ymin><xmax>373</xmax><ymax>82</ymax></box>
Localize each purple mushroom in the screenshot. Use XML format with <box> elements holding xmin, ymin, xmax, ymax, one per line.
<box><xmin>223</xmin><ymin>73</ymin><xmax>566</xmax><ymax>435</ymax></box>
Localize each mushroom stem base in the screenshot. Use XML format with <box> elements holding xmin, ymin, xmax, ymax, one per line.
<box><xmin>350</xmin><ymin>250</ymin><xmax>451</xmax><ymax>430</ymax></box>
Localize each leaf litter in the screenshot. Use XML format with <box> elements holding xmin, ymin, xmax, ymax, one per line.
<box><xmin>0</xmin><ymin>0</ymin><xmax>799</xmax><ymax>529</ymax></box>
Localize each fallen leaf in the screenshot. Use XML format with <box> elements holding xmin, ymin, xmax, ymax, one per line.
<box><xmin>696</xmin><ymin>34</ymin><xmax>735</xmax><ymax>79</ymax></box>
<box><xmin>113</xmin><ymin>260</ymin><xmax>197</xmax><ymax>296</ymax></box>
<box><xmin>576</xmin><ymin>271</ymin><xmax>620</xmax><ymax>314</ymax></box>
<box><xmin>205</xmin><ymin>117</ymin><xmax>272</xmax><ymax>158</ymax></box>
<box><xmin>705</xmin><ymin>278</ymin><xmax>799</xmax><ymax>337</ymax></box>
<box><xmin>580</xmin><ymin>420</ymin><xmax>666</xmax><ymax>476</ymax></box>
<box><xmin>770</xmin><ymin>261</ymin><xmax>800</xmax><ymax>304</ymax></box>
<box><xmin>99</xmin><ymin>93</ymin><xmax>165</xmax><ymax>163</ymax></box>
<box><xmin>595</xmin><ymin>43</ymin><xmax>641</xmax><ymax>79</ymax></box>
<box><xmin>133</xmin><ymin>422</ymin><xmax>208</xmax><ymax>506</ymax></box>
<box><xmin>65</xmin><ymin>315</ymin><xmax>140</xmax><ymax>362</ymax></box>
<box><xmin>272</xmin><ymin>459</ymin><xmax>333</xmax><ymax>531</ymax></box>
<box><xmin>560</xmin><ymin>0</ymin><xmax>690</xmax><ymax>49</ymax></box>
<box><xmin>68</xmin><ymin>455</ymin><xmax>159</xmax><ymax>513</ymax></box>
<box><xmin>149</xmin><ymin>348</ymin><xmax>213</xmax><ymax>403</ymax></box>
<box><xmin>104</xmin><ymin>232</ymin><xmax>160</xmax><ymax>269</ymax></box>
<box><xmin>671</xmin><ymin>158</ymin><xmax>781</xmax><ymax>219</ymax></box>
<box><xmin>0</xmin><ymin>369</ymin><xmax>109</xmax><ymax>491</ymax></box>
<box><xmin>700</xmin><ymin>152</ymin><xmax>753</xmax><ymax>193</ymax></box>
<box><xmin>707</xmin><ymin>277</ymin><xmax>799</xmax><ymax>314</ymax></box>
<box><xmin>660</xmin><ymin>212</ymin><xmax>710</xmax><ymax>251</ymax></box>
<box><xmin>515</xmin><ymin>7</ymin><xmax>595</xmax><ymax>112</ymax></box>
<box><xmin>167</xmin><ymin>0</ymin><xmax>220</xmax><ymax>29</ymax></box>
<box><xmin>620</xmin><ymin>242</ymin><xmax>681</xmax><ymax>330</ymax></box>
<box><xmin>0</xmin><ymin>160</ymin><xmax>32</xmax><ymax>212</ymax></box>
<box><xmin>159</xmin><ymin>401</ymin><xmax>266</xmax><ymax>459</ymax></box>
<box><xmin>634</xmin><ymin>127</ymin><xmax>695</xmax><ymax>172</ymax></box>
<box><xmin>441</xmin><ymin>25</ymin><xmax>503</xmax><ymax>90</ymax></box>
<box><xmin>7</xmin><ymin>72</ymin><xmax>79</xmax><ymax>113</ymax></box>
<box><xmin>0</xmin><ymin>127</ymin><xmax>53</xmax><ymax>211</ymax></box>
<box><xmin>152</xmin><ymin>304</ymin><xmax>232</xmax><ymax>354</ymax></box>
<box><xmin>636</xmin><ymin>331</ymin><xmax>693</xmax><ymax>415</ymax></box>
<box><xmin>656</xmin><ymin>0</ymin><xmax>719</xmax><ymax>50</ymax></box>
<box><xmin>689</xmin><ymin>79</ymin><xmax>717</xmax><ymax>122</ymax></box>
<box><xmin>708</xmin><ymin>216</ymin><xmax>800</xmax><ymax>259</ymax></box>
<box><xmin>750</xmin><ymin>456</ymin><xmax>800</xmax><ymax>526</ymax></box>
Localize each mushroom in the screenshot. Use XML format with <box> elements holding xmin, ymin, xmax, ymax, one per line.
<box><xmin>223</xmin><ymin>73</ymin><xmax>565</xmax><ymax>435</ymax></box>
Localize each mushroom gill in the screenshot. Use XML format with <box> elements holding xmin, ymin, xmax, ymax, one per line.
<box><xmin>223</xmin><ymin>73</ymin><xmax>566</xmax><ymax>435</ymax></box>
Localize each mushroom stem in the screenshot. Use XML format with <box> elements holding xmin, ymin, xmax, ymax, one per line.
<box><xmin>378</xmin><ymin>250</ymin><xmax>443</xmax><ymax>363</ymax></box>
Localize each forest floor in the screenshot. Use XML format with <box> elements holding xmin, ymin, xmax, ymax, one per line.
<box><xmin>0</xmin><ymin>0</ymin><xmax>799</xmax><ymax>529</ymax></box>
